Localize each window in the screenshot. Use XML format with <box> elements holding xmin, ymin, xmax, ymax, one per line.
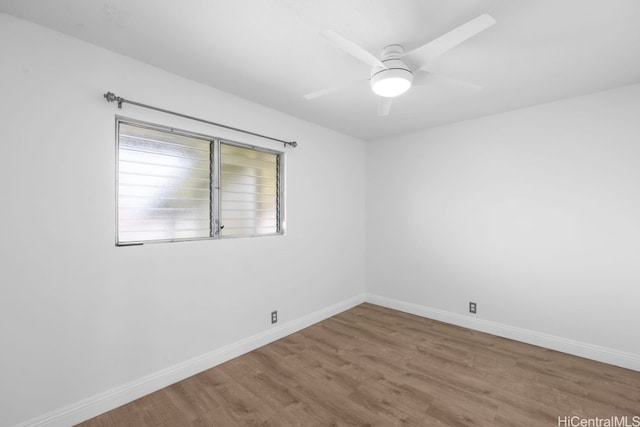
<box><xmin>116</xmin><ymin>119</ymin><xmax>284</xmax><ymax>244</ymax></box>
<box><xmin>220</xmin><ymin>143</ymin><xmax>281</xmax><ymax>237</ymax></box>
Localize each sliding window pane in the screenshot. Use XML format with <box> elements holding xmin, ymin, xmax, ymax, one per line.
<box><xmin>220</xmin><ymin>143</ymin><xmax>280</xmax><ymax>237</ymax></box>
<box><xmin>118</xmin><ymin>123</ymin><xmax>211</xmax><ymax>243</ymax></box>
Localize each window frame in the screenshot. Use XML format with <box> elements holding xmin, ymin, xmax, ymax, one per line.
<box><xmin>115</xmin><ymin>117</ymin><xmax>285</xmax><ymax>245</ymax></box>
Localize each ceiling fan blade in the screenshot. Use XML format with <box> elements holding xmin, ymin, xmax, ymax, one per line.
<box><xmin>321</xmin><ymin>29</ymin><xmax>386</xmax><ymax>69</ymax></box>
<box><xmin>403</xmin><ymin>14</ymin><xmax>496</xmax><ymax>70</ymax></box>
<box><xmin>304</xmin><ymin>77</ymin><xmax>368</xmax><ymax>100</ymax></box>
<box><xmin>378</xmin><ymin>96</ymin><xmax>393</xmax><ymax>116</ymax></box>
<box><xmin>413</xmin><ymin>70</ymin><xmax>483</xmax><ymax>91</ymax></box>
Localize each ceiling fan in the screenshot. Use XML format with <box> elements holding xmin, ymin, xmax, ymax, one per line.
<box><xmin>305</xmin><ymin>14</ymin><xmax>496</xmax><ymax>116</ymax></box>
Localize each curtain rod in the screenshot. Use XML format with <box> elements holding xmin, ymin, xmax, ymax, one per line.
<box><xmin>103</xmin><ymin>92</ymin><xmax>297</xmax><ymax>148</ymax></box>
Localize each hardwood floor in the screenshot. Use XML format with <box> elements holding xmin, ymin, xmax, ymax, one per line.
<box><xmin>78</xmin><ymin>303</ymin><xmax>640</xmax><ymax>426</ymax></box>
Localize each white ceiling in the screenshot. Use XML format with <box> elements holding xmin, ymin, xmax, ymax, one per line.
<box><xmin>2</xmin><ymin>0</ymin><xmax>640</xmax><ymax>140</ymax></box>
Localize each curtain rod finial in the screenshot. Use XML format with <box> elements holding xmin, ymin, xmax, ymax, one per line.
<box><xmin>104</xmin><ymin>92</ymin><xmax>123</xmax><ymax>108</ymax></box>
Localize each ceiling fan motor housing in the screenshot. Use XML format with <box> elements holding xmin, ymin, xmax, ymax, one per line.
<box><xmin>370</xmin><ymin>45</ymin><xmax>413</xmax><ymax>97</ymax></box>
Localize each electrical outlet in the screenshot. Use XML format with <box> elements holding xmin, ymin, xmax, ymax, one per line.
<box><xmin>469</xmin><ymin>302</ymin><xmax>477</xmax><ymax>314</ymax></box>
<box><xmin>271</xmin><ymin>310</ymin><xmax>277</xmax><ymax>324</ymax></box>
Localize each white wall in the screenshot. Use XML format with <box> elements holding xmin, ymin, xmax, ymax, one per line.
<box><xmin>3</xmin><ymin>9</ymin><xmax>639</xmax><ymax>427</ymax></box>
<box><xmin>367</xmin><ymin>84</ymin><xmax>640</xmax><ymax>368</ymax></box>
<box><xmin>0</xmin><ymin>13</ymin><xmax>365</xmax><ymax>426</ymax></box>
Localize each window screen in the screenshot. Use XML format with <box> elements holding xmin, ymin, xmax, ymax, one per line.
<box><xmin>117</xmin><ymin>123</ymin><xmax>212</xmax><ymax>243</ymax></box>
<box><xmin>116</xmin><ymin>120</ymin><xmax>284</xmax><ymax>245</ymax></box>
<box><xmin>220</xmin><ymin>143</ymin><xmax>280</xmax><ymax>237</ymax></box>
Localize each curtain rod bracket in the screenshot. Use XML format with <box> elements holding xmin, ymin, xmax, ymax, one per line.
<box><xmin>102</xmin><ymin>91</ymin><xmax>297</xmax><ymax>148</ymax></box>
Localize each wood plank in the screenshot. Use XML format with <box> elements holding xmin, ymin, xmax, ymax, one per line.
<box><xmin>78</xmin><ymin>303</ymin><xmax>640</xmax><ymax>426</ymax></box>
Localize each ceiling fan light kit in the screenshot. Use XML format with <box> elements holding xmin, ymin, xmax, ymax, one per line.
<box><xmin>370</xmin><ymin>48</ymin><xmax>413</xmax><ymax>98</ymax></box>
<box><xmin>371</xmin><ymin>70</ymin><xmax>413</xmax><ymax>97</ymax></box>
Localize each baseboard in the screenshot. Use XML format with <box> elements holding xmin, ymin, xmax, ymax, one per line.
<box><xmin>17</xmin><ymin>294</ymin><xmax>367</xmax><ymax>427</ymax></box>
<box><xmin>366</xmin><ymin>293</ymin><xmax>640</xmax><ymax>372</ymax></box>
<box><xmin>20</xmin><ymin>292</ymin><xmax>637</xmax><ymax>426</ymax></box>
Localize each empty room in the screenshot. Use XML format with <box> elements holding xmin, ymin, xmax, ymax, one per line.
<box><xmin>1</xmin><ymin>1</ymin><xmax>639</xmax><ymax>426</ymax></box>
